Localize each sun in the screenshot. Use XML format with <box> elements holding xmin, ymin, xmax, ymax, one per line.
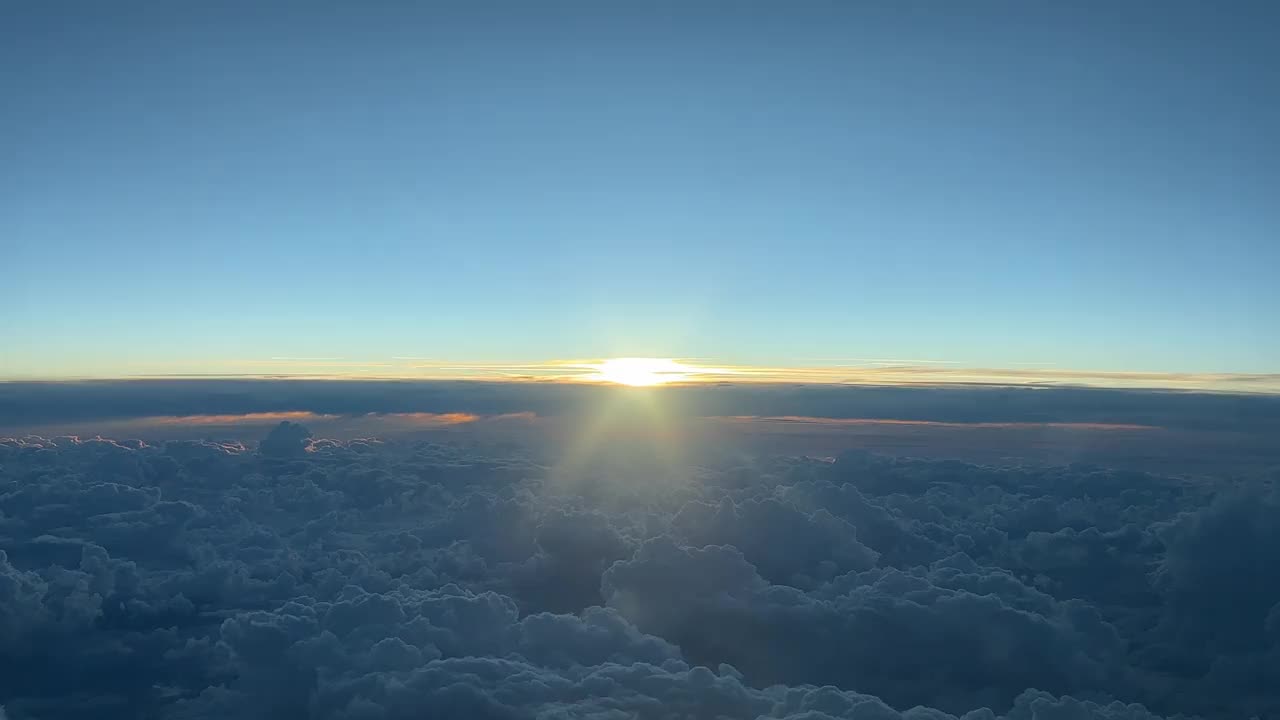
<box><xmin>590</xmin><ymin>358</ymin><xmax>694</xmax><ymax>386</ymax></box>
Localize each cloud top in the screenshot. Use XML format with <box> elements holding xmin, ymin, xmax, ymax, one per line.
<box><xmin>1</xmin><ymin>422</ymin><xmax>1277</xmax><ymax>717</ymax></box>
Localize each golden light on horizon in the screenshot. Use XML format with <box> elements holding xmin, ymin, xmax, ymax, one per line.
<box><xmin>589</xmin><ymin>358</ymin><xmax>695</xmax><ymax>386</ymax></box>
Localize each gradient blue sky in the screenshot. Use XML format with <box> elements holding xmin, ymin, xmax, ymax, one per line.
<box><xmin>3</xmin><ymin>1</ymin><xmax>1277</xmax><ymax>379</ymax></box>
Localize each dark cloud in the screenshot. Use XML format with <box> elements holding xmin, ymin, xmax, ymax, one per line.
<box><xmin>670</xmin><ymin>497</ymin><xmax>879</xmax><ymax>586</ymax></box>
<box><xmin>256</xmin><ymin>420</ymin><xmax>314</xmax><ymax>458</ymax></box>
<box><xmin>5</xmin><ymin>378</ymin><xmax>1280</xmax><ymax>433</ymax></box>
<box><xmin>1</xmin><ymin>420</ymin><xmax>1276</xmax><ymax>718</ymax></box>
<box><xmin>602</xmin><ymin>539</ymin><xmax>1122</xmax><ymax>714</ymax></box>
<box><xmin>7</xmin><ymin>381</ymin><xmax>1280</xmax><ymax>484</ymax></box>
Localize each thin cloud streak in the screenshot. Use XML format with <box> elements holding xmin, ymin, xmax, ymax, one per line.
<box><xmin>146</xmin><ymin>411</ymin><xmax>336</xmax><ymax>425</ymax></box>
<box><xmin>716</xmin><ymin>416</ymin><xmax>1160</xmax><ymax>431</ymax></box>
<box><xmin>819</xmin><ymin>358</ymin><xmax>965</xmax><ymax>366</ymax></box>
<box><xmin>53</xmin><ymin>358</ymin><xmax>1280</xmax><ymax>393</ymax></box>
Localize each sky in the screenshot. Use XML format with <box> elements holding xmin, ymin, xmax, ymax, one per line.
<box><xmin>5</xmin><ymin>7</ymin><xmax>1280</xmax><ymax>718</ymax></box>
<box><xmin>3</xmin><ymin>1</ymin><xmax>1278</xmax><ymax>380</ymax></box>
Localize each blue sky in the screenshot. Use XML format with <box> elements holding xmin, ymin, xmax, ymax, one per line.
<box><xmin>3</xmin><ymin>1</ymin><xmax>1277</xmax><ymax>379</ymax></box>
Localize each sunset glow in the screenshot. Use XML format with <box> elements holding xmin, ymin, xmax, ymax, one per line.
<box><xmin>588</xmin><ymin>358</ymin><xmax>696</xmax><ymax>386</ymax></box>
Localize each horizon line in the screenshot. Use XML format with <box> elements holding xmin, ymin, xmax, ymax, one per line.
<box><xmin>2</xmin><ymin>360</ymin><xmax>1279</xmax><ymax>395</ymax></box>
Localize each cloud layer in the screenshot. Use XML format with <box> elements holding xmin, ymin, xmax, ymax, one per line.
<box><xmin>5</xmin><ymin>379</ymin><xmax>1280</xmax><ymax>432</ymax></box>
<box><xmin>1</xmin><ymin>421</ymin><xmax>1277</xmax><ymax>718</ymax></box>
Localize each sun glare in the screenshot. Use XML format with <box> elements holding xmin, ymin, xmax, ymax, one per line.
<box><xmin>591</xmin><ymin>358</ymin><xmax>694</xmax><ymax>386</ymax></box>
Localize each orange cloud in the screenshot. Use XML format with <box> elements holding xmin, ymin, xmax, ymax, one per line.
<box><xmin>146</xmin><ymin>411</ymin><xmax>336</xmax><ymax>425</ymax></box>
<box><xmin>376</xmin><ymin>412</ymin><xmax>481</xmax><ymax>426</ymax></box>
<box><xmin>717</xmin><ymin>416</ymin><xmax>1159</xmax><ymax>431</ymax></box>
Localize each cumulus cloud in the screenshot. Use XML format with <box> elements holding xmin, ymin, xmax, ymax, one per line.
<box><xmin>0</xmin><ymin>421</ymin><xmax>1274</xmax><ymax>718</ymax></box>
<box><xmin>601</xmin><ymin>539</ymin><xmax>1124</xmax><ymax>714</ymax></box>
<box><xmin>258</xmin><ymin>420</ymin><xmax>313</xmax><ymax>457</ymax></box>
